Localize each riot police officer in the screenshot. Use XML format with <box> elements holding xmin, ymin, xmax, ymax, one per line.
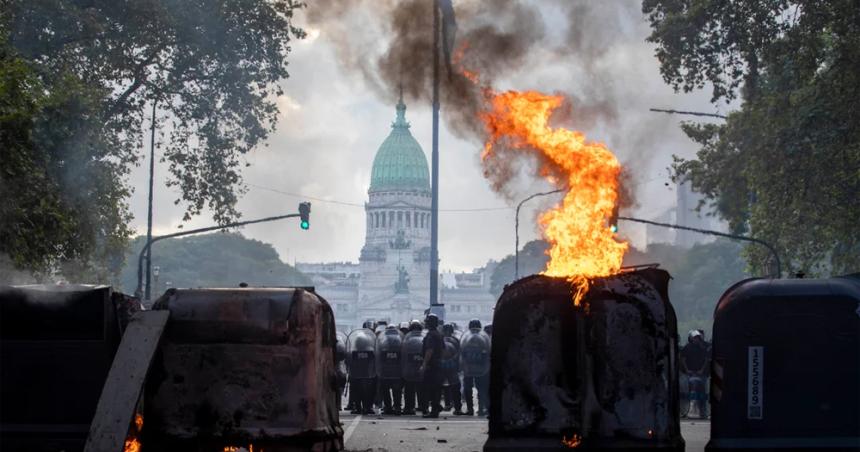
<box><xmin>681</xmin><ymin>329</ymin><xmax>711</xmax><ymax>418</ymax></box>
<box><xmin>441</xmin><ymin>323</ymin><xmax>464</xmax><ymax>415</ymax></box>
<box><xmin>401</xmin><ymin>320</ymin><xmax>425</xmax><ymax>415</ymax></box>
<box><xmin>347</xmin><ymin>327</ymin><xmax>378</xmax><ymax>415</ymax></box>
<box><xmin>420</xmin><ymin>314</ymin><xmax>445</xmax><ymax>418</ymax></box>
<box><xmin>461</xmin><ymin>319</ymin><xmax>491</xmax><ymax>416</ymax></box>
<box><xmin>377</xmin><ymin>325</ymin><xmax>404</xmax><ymax>415</ymax></box>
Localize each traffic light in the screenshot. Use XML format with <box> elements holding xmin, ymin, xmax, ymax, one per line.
<box><xmin>608</xmin><ymin>204</ymin><xmax>619</xmax><ymax>234</ymax></box>
<box><xmin>298</xmin><ymin>202</ymin><xmax>311</xmax><ymax>230</ymax></box>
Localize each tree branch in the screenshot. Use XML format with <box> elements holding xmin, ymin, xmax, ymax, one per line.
<box><xmin>104</xmin><ymin>44</ymin><xmax>169</xmax><ymax>118</ymax></box>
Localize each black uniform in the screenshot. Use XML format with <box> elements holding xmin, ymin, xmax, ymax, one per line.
<box><xmin>422</xmin><ymin>328</ymin><xmax>444</xmax><ymax>416</ymax></box>
<box><xmin>681</xmin><ymin>337</ymin><xmax>711</xmax><ymax>418</ymax></box>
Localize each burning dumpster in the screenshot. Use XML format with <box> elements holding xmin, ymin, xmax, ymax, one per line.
<box><xmin>706</xmin><ymin>275</ymin><xmax>860</xmax><ymax>452</ymax></box>
<box><xmin>484</xmin><ymin>268</ymin><xmax>684</xmax><ymax>451</ymax></box>
<box><xmin>143</xmin><ymin>287</ymin><xmax>343</xmax><ymax>451</ymax></box>
<box><xmin>0</xmin><ymin>284</ymin><xmax>122</xmax><ymax>452</ymax></box>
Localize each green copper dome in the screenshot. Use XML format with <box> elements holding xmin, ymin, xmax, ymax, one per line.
<box><xmin>370</xmin><ymin>99</ymin><xmax>430</xmax><ymax>192</ymax></box>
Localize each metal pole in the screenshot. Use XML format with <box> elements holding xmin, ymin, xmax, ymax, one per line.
<box><xmin>514</xmin><ymin>189</ymin><xmax>564</xmax><ymax>280</ymax></box>
<box><xmin>649</xmin><ymin>108</ymin><xmax>727</xmax><ymax>119</ymax></box>
<box><xmin>429</xmin><ymin>0</ymin><xmax>440</xmax><ymax>306</ymax></box>
<box><xmin>135</xmin><ymin>212</ymin><xmax>304</xmax><ymax>299</ymax></box>
<box><xmin>144</xmin><ymin>100</ymin><xmax>157</xmax><ymax>301</ymax></box>
<box><xmin>618</xmin><ymin>216</ymin><xmax>781</xmax><ymax>278</ymax></box>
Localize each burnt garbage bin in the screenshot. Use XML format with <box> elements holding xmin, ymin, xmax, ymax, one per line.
<box><xmin>484</xmin><ymin>268</ymin><xmax>684</xmax><ymax>451</ymax></box>
<box><xmin>706</xmin><ymin>274</ymin><xmax>860</xmax><ymax>452</ymax></box>
<box><xmin>0</xmin><ymin>284</ymin><xmax>122</xmax><ymax>452</ymax></box>
<box><xmin>144</xmin><ymin>287</ymin><xmax>343</xmax><ymax>451</ymax></box>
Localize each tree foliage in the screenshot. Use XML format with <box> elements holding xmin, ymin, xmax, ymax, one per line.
<box><xmin>489</xmin><ymin>240</ymin><xmax>549</xmax><ymax>297</ymax></box>
<box><xmin>119</xmin><ymin>232</ymin><xmax>311</xmax><ymax>294</ymax></box>
<box><xmin>624</xmin><ymin>240</ymin><xmax>749</xmax><ymax>337</ymax></box>
<box><xmin>1</xmin><ymin>47</ymin><xmax>132</xmax><ymax>280</ymax></box>
<box><xmin>1</xmin><ymin>0</ymin><xmax>304</xmax><ymax>277</ymax></box>
<box><xmin>643</xmin><ymin>0</ymin><xmax>860</xmax><ymax>275</ymax></box>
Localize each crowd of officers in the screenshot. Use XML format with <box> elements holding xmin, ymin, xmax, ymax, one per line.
<box><xmin>335</xmin><ymin>314</ymin><xmax>492</xmax><ymax>418</ymax></box>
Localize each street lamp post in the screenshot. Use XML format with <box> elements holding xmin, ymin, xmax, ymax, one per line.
<box><xmin>136</xmin><ymin>205</ymin><xmax>311</xmax><ymax>300</ymax></box>
<box><xmin>514</xmin><ymin>188</ymin><xmax>565</xmax><ymax>280</ymax></box>
<box><xmin>144</xmin><ymin>101</ymin><xmax>157</xmax><ymax>305</ymax></box>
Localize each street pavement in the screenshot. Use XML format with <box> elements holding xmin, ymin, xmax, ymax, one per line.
<box><xmin>341</xmin><ymin>411</ymin><xmax>711</xmax><ymax>451</ymax></box>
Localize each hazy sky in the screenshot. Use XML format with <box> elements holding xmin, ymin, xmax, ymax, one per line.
<box><xmin>127</xmin><ymin>1</ymin><xmax>726</xmax><ymax>272</ymax></box>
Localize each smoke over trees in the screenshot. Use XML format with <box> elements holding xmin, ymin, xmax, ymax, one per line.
<box><xmin>1</xmin><ymin>0</ymin><xmax>304</xmax><ymax>279</ymax></box>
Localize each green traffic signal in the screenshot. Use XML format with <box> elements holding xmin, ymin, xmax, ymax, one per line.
<box><xmin>298</xmin><ymin>202</ymin><xmax>311</xmax><ymax>231</ymax></box>
<box><xmin>608</xmin><ymin>204</ymin><xmax>619</xmax><ymax>234</ymax></box>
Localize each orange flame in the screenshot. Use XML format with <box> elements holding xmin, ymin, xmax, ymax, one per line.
<box><xmin>223</xmin><ymin>446</ymin><xmax>259</xmax><ymax>452</ymax></box>
<box><xmin>123</xmin><ymin>413</ymin><xmax>144</xmax><ymax>452</ymax></box>
<box><xmin>561</xmin><ymin>433</ymin><xmax>582</xmax><ymax>448</ymax></box>
<box><xmin>480</xmin><ymin>90</ymin><xmax>627</xmax><ymax>304</ymax></box>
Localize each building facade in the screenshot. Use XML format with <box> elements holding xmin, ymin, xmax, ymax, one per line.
<box><xmin>296</xmin><ymin>99</ymin><xmax>496</xmax><ymax>332</ymax></box>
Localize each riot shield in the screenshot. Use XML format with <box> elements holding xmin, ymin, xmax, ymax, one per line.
<box><xmin>460</xmin><ymin>330</ymin><xmax>491</xmax><ymax>377</ymax></box>
<box><xmin>401</xmin><ymin>330</ymin><xmax>425</xmax><ymax>382</ymax></box>
<box><xmin>335</xmin><ymin>331</ymin><xmax>348</xmax><ymax>363</ymax></box>
<box><xmin>441</xmin><ymin>336</ymin><xmax>460</xmax><ymax>373</ymax></box>
<box><xmin>346</xmin><ymin>328</ymin><xmax>377</xmax><ymax>379</ymax></box>
<box><xmin>376</xmin><ymin>330</ymin><xmax>403</xmax><ymax>380</ymax></box>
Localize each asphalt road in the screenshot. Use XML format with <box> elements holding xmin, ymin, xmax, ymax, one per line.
<box><xmin>341</xmin><ymin>412</ymin><xmax>711</xmax><ymax>452</ymax></box>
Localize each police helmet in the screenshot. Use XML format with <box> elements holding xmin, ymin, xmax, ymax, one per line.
<box><xmin>442</xmin><ymin>323</ymin><xmax>454</xmax><ymax>336</ymax></box>
<box><xmin>688</xmin><ymin>329</ymin><xmax>702</xmax><ymax>343</ymax></box>
<box><xmin>425</xmin><ymin>313</ymin><xmax>439</xmax><ymax>329</ymax></box>
<box><xmin>468</xmin><ymin>319</ymin><xmax>482</xmax><ymax>330</ymax></box>
<box><xmin>409</xmin><ymin>320</ymin><xmax>422</xmax><ymax>332</ymax></box>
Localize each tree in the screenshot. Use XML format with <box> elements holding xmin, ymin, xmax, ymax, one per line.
<box><xmin>119</xmin><ymin>232</ymin><xmax>311</xmax><ymax>294</ymax></box>
<box><xmin>624</xmin><ymin>240</ymin><xmax>749</xmax><ymax>337</ymax></box>
<box><xmin>1</xmin><ymin>46</ymin><xmax>132</xmax><ymax>280</ymax></box>
<box><xmin>1</xmin><ymin>0</ymin><xmax>304</xmax><ymax>278</ymax></box>
<box><xmin>489</xmin><ymin>240</ymin><xmax>549</xmax><ymax>297</ymax></box>
<box><xmin>643</xmin><ymin>0</ymin><xmax>860</xmax><ymax>275</ymax></box>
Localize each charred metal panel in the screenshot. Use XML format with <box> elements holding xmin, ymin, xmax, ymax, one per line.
<box><xmin>144</xmin><ymin>288</ymin><xmax>342</xmax><ymax>450</ymax></box>
<box><xmin>0</xmin><ymin>284</ymin><xmax>121</xmax><ymax>452</ymax></box>
<box><xmin>485</xmin><ymin>269</ymin><xmax>684</xmax><ymax>451</ymax></box>
<box><xmin>85</xmin><ymin>310</ymin><xmax>169</xmax><ymax>452</ymax></box>
<box><xmin>707</xmin><ymin>274</ymin><xmax>860</xmax><ymax>452</ymax></box>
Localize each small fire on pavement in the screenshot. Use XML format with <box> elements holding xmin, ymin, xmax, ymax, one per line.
<box><xmin>561</xmin><ymin>433</ymin><xmax>582</xmax><ymax>448</ymax></box>
<box><xmin>123</xmin><ymin>413</ymin><xmax>144</xmax><ymax>452</ymax></box>
<box><xmin>223</xmin><ymin>445</ymin><xmax>260</xmax><ymax>452</ymax></box>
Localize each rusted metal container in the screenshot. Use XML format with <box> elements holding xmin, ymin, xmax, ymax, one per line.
<box><xmin>484</xmin><ymin>268</ymin><xmax>684</xmax><ymax>451</ymax></box>
<box><xmin>0</xmin><ymin>284</ymin><xmax>121</xmax><ymax>452</ymax></box>
<box><xmin>707</xmin><ymin>275</ymin><xmax>860</xmax><ymax>452</ymax></box>
<box><xmin>144</xmin><ymin>288</ymin><xmax>342</xmax><ymax>451</ymax></box>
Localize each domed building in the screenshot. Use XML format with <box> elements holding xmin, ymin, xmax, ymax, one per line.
<box><xmin>296</xmin><ymin>98</ymin><xmax>497</xmax><ymax>331</ymax></box>
<box><xmin>358</xmin><ymin>97</ymin><xmax>433</xmax><ymax>321</ymax></box>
